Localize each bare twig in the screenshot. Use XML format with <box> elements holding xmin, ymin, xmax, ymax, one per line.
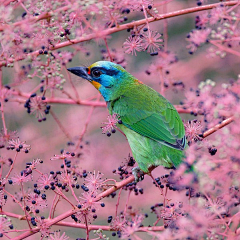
<box><xmin>203</xmin><ymin>116</ymin><xmax>234</xmax><ymax>138</ymax></box>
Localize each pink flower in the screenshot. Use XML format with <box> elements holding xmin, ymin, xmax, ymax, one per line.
<box><xmin>0</xmin><ymin>215</ymin><xmax>12</xmax><ymax>235</ymax></box>
<box><xmin>140</xmin><ymin>0</ymin><xmax>153</xmax><ymax>8</ymax></box>
<box><xmin>111</xmin><ymin>216</ymin><xmax>126</xmax><ymax>231</ymax></box>
<box><xmin>142</xmin><ymin>30</ymin><xmax>163</xmax><ymax>53</ymax></box>
<box><xmin>50</xmin><ymin>151</ymin><xmax>75</xmax><ymax>161</ymax></box>
<box><xmin>29</xmin><ymin>96</ymin><xmax>47</xmax><ymax>120</ymax></box>
<box><xmin>84</xmin><ymin>171</ymin><xmax>104</xmax><ymax>191</ymax></box>
<box><xmin>101</xmin><ymin>48</ymin><xmax>126</xmax><ymax>67</ymax></box>
<box><xmin>37</xmin><ymin>174</ymin><xmax>54</xmax><ymax>190</ymax></box>
<box><xmin>0</xmin><ymin>191</ymin><xmax>7</xmax><ymax>208</ymax></box>
<box><xmin>195</xmin><ymin>13</ymin><xmax>210</xmax><ymax>29</ymax></box>
<box><xmin>210</xmin><ymin>5</ymin><xmax>229</xmax><ymax>25</ymax></box>
<box><xmin>37</xmin><ymin>217</ymin><xmax>50</xmax><ymax>237</ymax></box>
<box><xmin>11</xmin><ymin>173</ymin><xmax>32</xmax><ymax>185</ymax></box>
<box><xmin>74</xmin><ymin>208</ymin><xmax>95</xmax><ymax>224</ymax></box>
<box><xmin>8</xmin><ymin>138</ymin><xmax>31</xmax><ymax>153</ymax></box>
<box><xmin>50</xmin><ymin>231</ymin><xmax>69</xmax><ymax>240</ymax></box>
<box><xmin>121</xmin><ymin>214</ymin><xmax>144</xmax><ymax>238</ymax></box>
<box><xmin>184</xmin><ymin>120</ymin><xmax>203</xmax><ymax>143</ymax></box>
<box><xmin>104</xmin><ymin>10</ymin><xmax>124</xmax><ymax>27</ymax></box>
<box><xmin>123</xmin><ymin>35</ymin><xmax>143</xmax><ymax>56</ymax></box>
<box><xmin>26</xmin><ymin>192</ymin><xmax>47</xmax><ymax>212</ymax></box>
<box><xmin>101</xmin><ymin>114</ymin><xmax>120</xmax><ymax>134</ymax></box>
<box><xmin>0</xmin><ymin>130</ymin><xmax>17</xmax><ymax>147</ymax></box>
<box><xmin>59</xmin><ymin>172</ymin><xmax>77</xmax><ymax>188</ymax></box>
<box><xmin>186</xmin><ymin>28</ymin><xmax>211</xmax><ymax>53</ymax></box>
<box><xmin>79</xmin><ymin>192</ymin><xmax>102</xmax><ymax>209</ymax></box>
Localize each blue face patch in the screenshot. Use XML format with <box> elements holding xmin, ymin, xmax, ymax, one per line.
<box><xmin>85</xmin><ymin>61</ymin><xmax>135</xmax><ymax>101</ymax></box>
<box><xmin>89</xmin><ymin>66</ymin><xmax>121</xmax><ymax>89</ymax></box>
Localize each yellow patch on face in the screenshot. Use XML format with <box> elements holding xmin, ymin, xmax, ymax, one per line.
<box><xmin>88</xmin><ymin>62</ymin><xmax>100</xmax><ymax>69</ymax></box>
<box><xmin>91</xmin><ymin>80</ymin><xmax>101</xmax><ymax>90</ymax></box>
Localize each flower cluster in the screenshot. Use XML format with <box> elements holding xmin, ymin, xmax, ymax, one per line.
<box><xmin>186</xmin><ymin>4</ymin><xmax>240</xmax><ymax>56</ymax></box>
<box><xmin>24</xmin><ymin>94</ymin><xmax>51</xmax><ymax>122</ymax></box>
<box><xmin>101</xmin><ymin>114</ymin><xmax>120</xmax><ymax>137</ymax></box>
<box><xmin>123</xmin><ymin>30</ymin><xmax>163</xmax><ymax>55</ymax></box>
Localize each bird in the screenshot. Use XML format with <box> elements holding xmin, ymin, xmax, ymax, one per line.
<box><xmin>68</xmin><ymin>61</ymin><xmax>186</xmax><ymax>181</ymax></box>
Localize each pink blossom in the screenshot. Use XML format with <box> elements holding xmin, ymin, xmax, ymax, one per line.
<box><xmin>8</xmin><ymin>137</ymin><xmax>31</xmax><ymax>153</ymax></box>
<box><xmin>26</xmin><ymin>192</ymin><xmax>47</xmax><ymax>211</ymax></box>
<box><xmin>50</xmin><ymin>151</ymin><xmax>75</xmax><ymax>161</ymax></box>
<box><xmin>0</xmin><ymin>191</ymin><xmax>7</xmax><ymax>207</ymax></box>
<box><xmin>11</xmin><ymin>173</ymin><xmax>32</xmax><ymax>185</ymax></box>
<box><xmin>37</xmin><ymin>217</ymin><xmax>51</xmax><ymax>237</ymax></box>
<box><xmin>79</xmin><ymin>192</ymin><xmax>102</xmax><ymax>209</ymax></box>
<box><xmin>142</xmin><ymin>30</ymin><xmax>163</xmax><ymax>53</ymax></box>
<box><xmin>50</xmin><ymin>231</ymin><xmax>69</xmax><ymax>240</ymax></box>
<box><xmin>0</xmin><ymin>215</ymin><xmax>12</xmax><ymax>235</ymax></box>
<box><xmin>123</xmin><ymin>35</ymin><xmax>143</xmax><ymax>56</ymax></box>
<box><xmin>186</xmin><ymin>28</ymin><xmax>211</xmax><ymax>52</ymax></box>
<box><xmin>121</xmin><ymin>214</ymin><xmax>144</xmax><ymax>238</ymax></box>
<box><xmin>74</xmin><ymin>208</ymin><xmax>95</xmax><ymax>224</ymax></box>
<box><xmin>83</xmin><ymin>171</ymin><xmax>105</xmax><ymax>191</ymax></box>
<box><xmin>37</xmin><ymin>174</ymin><xmax>54</xmax><ymax>190</ymax></box>
<box><xmin>101</xmin><ymin>114</ymin><xmax>120</xmax><ymax>134</ymax></box>
<box><xmin>184</xmin><ymin>120</ymin><xmax>203</xmax><ymax>143</ymax></box>
<box><xmin>0</xmin><ymin>130</ymin><xmax>17</xmax><ymax>147</ymax></box>
<box><xmin>111</xmin><ymin>216</ymin><xmax>126</xmax><ymax>231</ymax></box>
<box><xmin>29</xmin><ymin>96</ymin><xmax>47</xmax><ymax>120</ymax></box>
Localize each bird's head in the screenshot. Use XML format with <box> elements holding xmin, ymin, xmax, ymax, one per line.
<box><xmin>67</xmin><ymin>61</ymin><xmax>137</xmax><ymax>101</ymax></box>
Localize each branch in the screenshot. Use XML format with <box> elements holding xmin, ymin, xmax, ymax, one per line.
<box><xmin>56</xmin><ymin>221</ymin><xmax>164</xmax><ymax>232</ymax></box>
<box><xmin>0</xmin><ymin>68</ymin><xmax>8</xmax><ymax>136</ymax></box>
<box><xmin>10</xmin><ymin>89</ymin><xmax>196</xmax><ymax>113</ymax></box>
<box><xmin>203</xmin><ymin>116</ymin><xmax>234</xmax><ymax>138</ymax></box>
<box><xmin>0</xmin><ymin>1</ymin><xmax>238</xmax><ymax>67</ymax></box>
<box><xmin>10</xmin><ymin>90</ymin><xmax>106</xmax><ymax>106</ymax></box>
<box><xmin>12</xmin><ymin>174</ymin><xmax>136</xmax><ymax>239</ymax></box>
<box><xmin>209</xmin><ymin>40</ymin><xmax>240</xmax><ymax>58</ymax></box>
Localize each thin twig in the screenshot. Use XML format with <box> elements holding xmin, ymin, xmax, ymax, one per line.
<box><xmin>203</xmin><ymin>116</ymin><xmax>234</xmax><ymax>138</ymax></box>
<box><xmin>50</xmin><ymin>109</ymin><xmax>72</xmax><ymax>140</ymax></box>
<box><xmin>84</xmin><ymin>215</ymin><xmax>89</xmax><ymax>240</ymax></box>
<box><xmin>115</xmin><ymin>188</ymin><xmax>123</xmax><ymax>217</ymax></box>
<box><xmin>64</xmin><ymin>66</ymin><xmax>81</xmax><ymax>102</ymax></box>
<box><xmin>0</xmin><ymin>68</ymin><xmax>7</xmax><ymax>136</ymax></box>
<box><xmin>5</xmin><ymin>152</ymin><xmax>18</xmax><ymax>179</ymax></box>
<box><xmin>74</xmin><ymin>94</ymin><xmax>102</xmax><ymax>151</ymax></box>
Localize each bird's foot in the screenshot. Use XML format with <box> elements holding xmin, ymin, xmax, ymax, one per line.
<box><xmin>132</xmin><ymin>167</ymin><xmax>144</xmax><ymax>182</ymax></box>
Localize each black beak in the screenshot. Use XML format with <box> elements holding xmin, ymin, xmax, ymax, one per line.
<box><xmin>67</xmin><ymin>67</ymin><xmax>92</xmax><ymax>81</ymax></box>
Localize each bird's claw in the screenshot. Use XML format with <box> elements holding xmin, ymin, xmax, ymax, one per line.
<box><xmin>132</xmin><ymin>167</ymin><xmax>144</xmax><ymax>182</ymax></box>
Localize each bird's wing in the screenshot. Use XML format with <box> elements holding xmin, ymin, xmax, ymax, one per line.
<box><xmin>112</xmin><ymin>87</ymin><xmax>186</xmax><ymax>151</ymax></box>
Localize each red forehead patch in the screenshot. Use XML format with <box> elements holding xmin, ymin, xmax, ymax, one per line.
<box><xmin>87</xmin><ymin>68</ymin><xmax>91</xmax><ymax>75</ymax></box>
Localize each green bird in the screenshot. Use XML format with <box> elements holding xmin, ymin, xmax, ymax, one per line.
<box><xmin>68</xmin><ymin>61</ymin><xmax>186</xmax><ymax>181</ymax></box>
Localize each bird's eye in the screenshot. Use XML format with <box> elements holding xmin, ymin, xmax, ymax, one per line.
<box><xmin>91</xmin><ymin>69</ymin><xmax>102</xmax><ymax>78</ymax></box>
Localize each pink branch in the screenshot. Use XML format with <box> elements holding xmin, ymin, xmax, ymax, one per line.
<box><xmin>0</xmin><ymin>1</ymin><xmax>238</xmax><ymax>67</ymax></box>
<box><xmin>12</xmin><ymin>174</ymin><xmax>136</xmax><ymax>239</ymax></box>
<box><xmin>0</xmin><ymin>68</ymin><xmax>7</xmax><ymax>136</ymax></box>
<box><xmin>11</xmin><ymin>89</ymin><xmax>196</xmax><ymax>113</ymax></box>
<box><xmin>210</xmin><ymin>40</ymin><xmax>240</xmax><ymax>57</ymax></box>
<box><xmin>203</xmin><ymin>116</ymin><xmax>234</xmax><ymax>138</ymax></box>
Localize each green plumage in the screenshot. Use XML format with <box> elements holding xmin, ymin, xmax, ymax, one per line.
<box><xmin>68</xmin><ymin>61</ymin><xmax>186</xmax><ymax>178</ymax></box>
<box><xmin>108</xmin><ymin>83</ymin><xmax>186</xmax><ymax>172</ymax></box>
